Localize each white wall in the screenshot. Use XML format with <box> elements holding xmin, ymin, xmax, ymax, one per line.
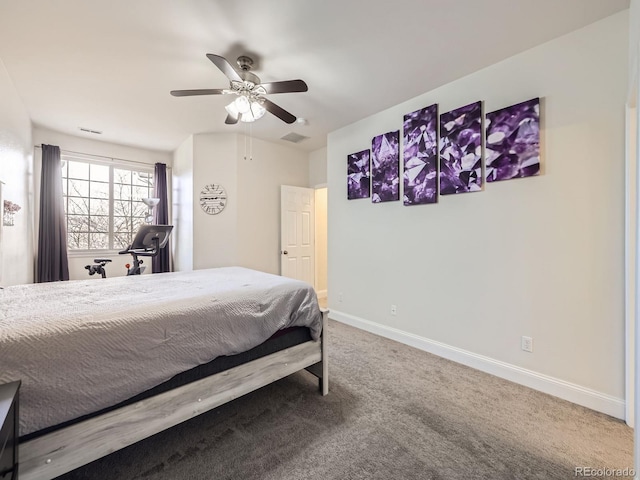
<box><xmin>33</xmin><ymin>127</ymin><xmax>172</xmax><ymax>280</ymax></box>
<box><xmin>629</xmin><ymin>0</ymin><xmax>639</xmax><ymax>93</ymax></box>
<box><xmin>176</xmin><ymin>133</ymin><xmax>309</xmax><ymax>275</ymax></box>
<box><xmin>33</xmin><ymin>127</ymin><xmax>173</xmax><ymax>166</ymax></box>
<box><xmin>172</xmin><ymin>135</ymin><xmax>193</xmax><ymax>272</ymax></box>
<box><xmin>192</xmin><ymin>133</ymin><xmax>239</xmax><ymax>270</ymax></box>
<box><xmin>328</xmin><ymin>12</ymin><xmax>628</xmax><ymax>416</ymax></box>
<box><xmin>0</xmin><ymin>58</ymin><xmax>33</xmax><ymax>286</ymax></box>
<box><xmin>309</xmin><ymin>147</ymin><xmax>327</xmax><ymax>186</ymax></box>
<box><xmin>236</xmin><ymin>137</ymin><xmax>309</xmax><ymax>275</ymax></box>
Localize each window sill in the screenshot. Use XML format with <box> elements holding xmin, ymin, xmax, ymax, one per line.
<box><xmin>67</xmin><ymin>250</ymin><xmax>124</xmax><ymax>259</ymax></box>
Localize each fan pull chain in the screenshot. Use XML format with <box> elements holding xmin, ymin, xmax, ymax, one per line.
<box><xmin>243</xmin><ymin>122</ymin><xmax>253</xmax><ymax>161</ymax></box>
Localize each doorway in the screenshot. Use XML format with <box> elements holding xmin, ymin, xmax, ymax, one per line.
<box><xmin>280</xmin><ymin>185</ymin><xmax>315</xmax><ymax>285</ymax></box>
<box><xmin>279</xmin><ymin>184</ymin><xmax>328</xmax><ymax>308</ymax></box>
<box><xmin>315</xmin><ymin>186</ymin><xmax>328</xmax><ymax>306</ymax></box>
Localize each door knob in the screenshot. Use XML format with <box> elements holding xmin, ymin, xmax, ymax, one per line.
<box><xmin>282</xmin><ymin>250</ymin><xmax>288</xmax><ymax>255</ymax></box>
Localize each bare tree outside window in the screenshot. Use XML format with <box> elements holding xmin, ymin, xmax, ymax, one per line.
<box><xmin>61</xmin><ymin>158</ymin><xmax>154</xmax><ymax>251</ymax></box>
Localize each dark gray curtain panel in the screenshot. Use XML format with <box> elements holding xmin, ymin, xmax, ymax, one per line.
<box><xmin>152</xmin><ymin>162</ymin><xmax>171</xmax><ymax>273</ymax></box>
<box><xmin>37</xmin><ymin>144</ymin><xmax>70</xmax><ymax>282</ymax></box>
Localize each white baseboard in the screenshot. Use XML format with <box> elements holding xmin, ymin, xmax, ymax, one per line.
<box><xmin>315</xmin><ymin>289</ymin><xmax>327</xmax><ymax>299</ymax></box>
<box><xmin>329</xmin><ymin>310</ymin><xmax>625</xmax><ymax>420</ymax></box>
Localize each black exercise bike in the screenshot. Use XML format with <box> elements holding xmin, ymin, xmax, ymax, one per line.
<box><xmin>84</xmin><ymin>225</ymin><xmax>173</xmax><ymax>278</ymax></box>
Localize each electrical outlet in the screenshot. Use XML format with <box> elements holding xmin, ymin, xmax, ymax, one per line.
<box><xmin>338</xmin><ymin>292</ymin><xmax>343</xmax><ymax>302</ymax></box>
<box><xmin>521</xmin><ymin>336</ymin><xmax>533</xmax><ymax>353</ymax></box>
<box><xmin>390</xmin><ymin>304</ymin><xmax>397</xmax><ymax>315</ymax></box>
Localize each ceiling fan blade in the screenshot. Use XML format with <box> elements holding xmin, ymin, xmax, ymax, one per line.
<box><xmin>225</xmin><ymin>112</ymin><xmax>240</xmax><ymax>125</ymax></box>
<box><xmin>260</xmin><ymin>79</ymin><xmax>308</xmax><ymax>94</ymax></box>
<box><xmin>206</xmin><ymin>54</ymin><xmax>242</xmax><ymax>82</ymax></box>
<box><xmin>262</xmin><ymin>99</ymin><xmax>297</xmax><ymax>124</ymax></box>
<box><xmin>170</xmin><ymin>89</ymin><xmax>226</xmax><ymax>97</ymax></box>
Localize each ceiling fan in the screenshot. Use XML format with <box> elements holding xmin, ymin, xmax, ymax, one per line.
<box><xmin>170</xmin><ymin>54</ymin><xmax>308</xmax><ymax>125</ymax></box>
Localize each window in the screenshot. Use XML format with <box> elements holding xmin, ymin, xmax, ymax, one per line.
<box><xmin>61</xmin><ymin>156</ymin><xmax>154</xmax><ymax>251</ymax></box>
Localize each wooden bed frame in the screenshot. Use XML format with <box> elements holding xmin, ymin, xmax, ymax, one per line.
<box><xmin>18</xmin><ymin>310</ymin><xmax>329</xmax><ymax>480</ymax></box>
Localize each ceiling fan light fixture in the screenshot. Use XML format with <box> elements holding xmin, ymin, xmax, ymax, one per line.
<box><xmin>235</xmin><ymin>95</ymin><xmax>251</xmax><ymax>114</ymax></box>
<box><xmin>173</xmin><ymin>54</ymin><xmax>306</xmax><ymax>125</ymax></box>
<box><xmin>247</xmin><ymin>101</ymin><xmax>266</xmax><ymax>121</ymax></box>
<box><xmin>226</xmin><ymin>98</ymin><xmax>266</xmax><ymax>123</ymax></box>
<box><xmin>225</xmin><ymin>100</ymin><xmax>239</xmax><ymax>116</ymax></box>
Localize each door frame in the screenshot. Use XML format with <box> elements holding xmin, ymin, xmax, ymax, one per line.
<box><xmin>626</xmin><ymin>100</ymin><xmax>637</xmax><ymax>427</ymax></box>
<box><xmin>627</xmin><ymin>36</ymin><xmax>639</xmax><ymax>477</ymax></box>
<box><xmin>313</xmin><ymin>183</ymin><xmax>328</xmax><ymax>300</ymax></box>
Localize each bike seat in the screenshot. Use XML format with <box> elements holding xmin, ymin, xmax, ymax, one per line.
<box><xmin>93</xmin><ymin>258</ymin><xmax>112</xmax><ymax>263</ymax></box>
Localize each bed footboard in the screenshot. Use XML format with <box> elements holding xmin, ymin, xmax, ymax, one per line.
<box><xmin>305</xmin><ymin>308</ymin><xmax>329</xmax><ymax>395</ymax></box>
<box><xmin>19</xmin><ymin>313</ymin><xmax>329</xmax><ymax>480</ymax></box>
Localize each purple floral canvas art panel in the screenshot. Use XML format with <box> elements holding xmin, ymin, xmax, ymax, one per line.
<box><xmin>439</xmin><ymin>101</ymin><xmax>483</xmax><ymax>195</ymax></box>
<box><xmin>371</xmin><ymin>131</ymin><xmax>400</xmax><ymax>203</ymax></box>
<box><xmin>347</xmin><ymin>149</ymin><xmax>371</xmax><ymax>199</ymax></box>
<box><xmin>486</xmin><ymin>98</ymin><xmax>540</xmax><ymax>182</ymax></box>
<box><xmin>403</xmin><ymin>104</ymin><xmax>438</xmax><ymax>206</ymax></box>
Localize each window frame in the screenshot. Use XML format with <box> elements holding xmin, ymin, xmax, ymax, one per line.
<box><xmin>61</xmin><ymin>153</ymin><xmax>155</xmax><ymax>256</ymax></box>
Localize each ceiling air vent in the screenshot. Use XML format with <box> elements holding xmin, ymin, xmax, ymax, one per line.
<box><xmin>280</xmin><ymin>132</ymin><xmax>309</xmax><ymax>144</ymax></box>
<box><xmin>79</xmin><ymin>127</ymin><xmax>103</xmax><ymax>135</ymax></box>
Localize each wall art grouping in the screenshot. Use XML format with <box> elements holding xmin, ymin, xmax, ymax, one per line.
<box><xmin>403</xmin><ymin>104</ymin><xmax>438</xmax><ymax>205</ymax></box>
<box><xmin>485</xmin><ymin>97</ymin><xmax>540</xmax><ymax>182</ymax></box>
<box><xmin>346</xmin><ymin>97</ymin><xmax>540</xmax><ymax>203</ymax></box>
<box><xmin>371</xmin><ymin>131</ymin><xmax>400</xmax><ymax>203</ymax></box>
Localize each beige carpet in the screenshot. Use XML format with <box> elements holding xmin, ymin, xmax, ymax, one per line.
<box><xmin>59</xmin><ymin>319</ymin><xmax>633</xmax><ymax>480</ymax></box>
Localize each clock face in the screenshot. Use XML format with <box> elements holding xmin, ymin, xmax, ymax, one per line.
<box><xmin>199</xmin><ymin>184</ymin><xmax>227</xmax><ymax>215</ymax></box>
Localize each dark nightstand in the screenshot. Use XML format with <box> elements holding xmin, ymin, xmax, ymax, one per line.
<box><xmin>0</xmin><ymin>381</ymin><xmax>20</xmax><ymax>480</ymax></box>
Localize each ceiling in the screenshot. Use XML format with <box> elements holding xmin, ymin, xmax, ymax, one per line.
<box><xmin>0</xmin><ymin>0</ymin><xmax>630</xmax><ymax>153</ymax></box>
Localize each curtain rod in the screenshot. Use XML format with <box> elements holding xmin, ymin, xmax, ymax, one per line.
<box><xmin>34</xmin><ymin>145</ymin><xmax>171</xmax><ymax>170</ymax></box>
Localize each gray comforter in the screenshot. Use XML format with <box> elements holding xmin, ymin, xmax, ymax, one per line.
<box><xmin>0</xmin><ymin>267</ymin><xmax>322</xmax><ymax>435</ymax></box>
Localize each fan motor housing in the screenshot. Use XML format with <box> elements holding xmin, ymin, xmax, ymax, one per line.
<box><xmin>239</xmin><ymin>70</ymin><xmax>260</xmax><ymax>86</ymax></box>
<box><xmin>236</xmin><ymin>55</ymin><xmax>253</xmax><ymax>69</ymax></box>
<box><xmin>237</xmin><ymin>56</ymin><xmax>260</xmax><ymax>86</ymax></box>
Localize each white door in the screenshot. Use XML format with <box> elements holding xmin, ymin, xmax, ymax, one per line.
<box><xmin>281</xmin><ymin>185</ymin><xmax>315</xmax><ymax>285</ymax></box>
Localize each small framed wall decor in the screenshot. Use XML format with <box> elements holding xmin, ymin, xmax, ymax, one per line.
<box><xmin>199</xmin><ymin>183</ymin><xmax>227</xmax><ymax>215</ymax></box>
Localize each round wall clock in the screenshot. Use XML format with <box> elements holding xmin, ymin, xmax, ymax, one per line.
<box><xmin>199</xmin><ymin>183</ymin><xmax>227</xmax><ymax>215</ymax></box>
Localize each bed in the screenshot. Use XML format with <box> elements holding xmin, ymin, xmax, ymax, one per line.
<box><xmin>0</xmin><ymin>266</ymin><xmax>328</xmax><ymax>480</ymax></box>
